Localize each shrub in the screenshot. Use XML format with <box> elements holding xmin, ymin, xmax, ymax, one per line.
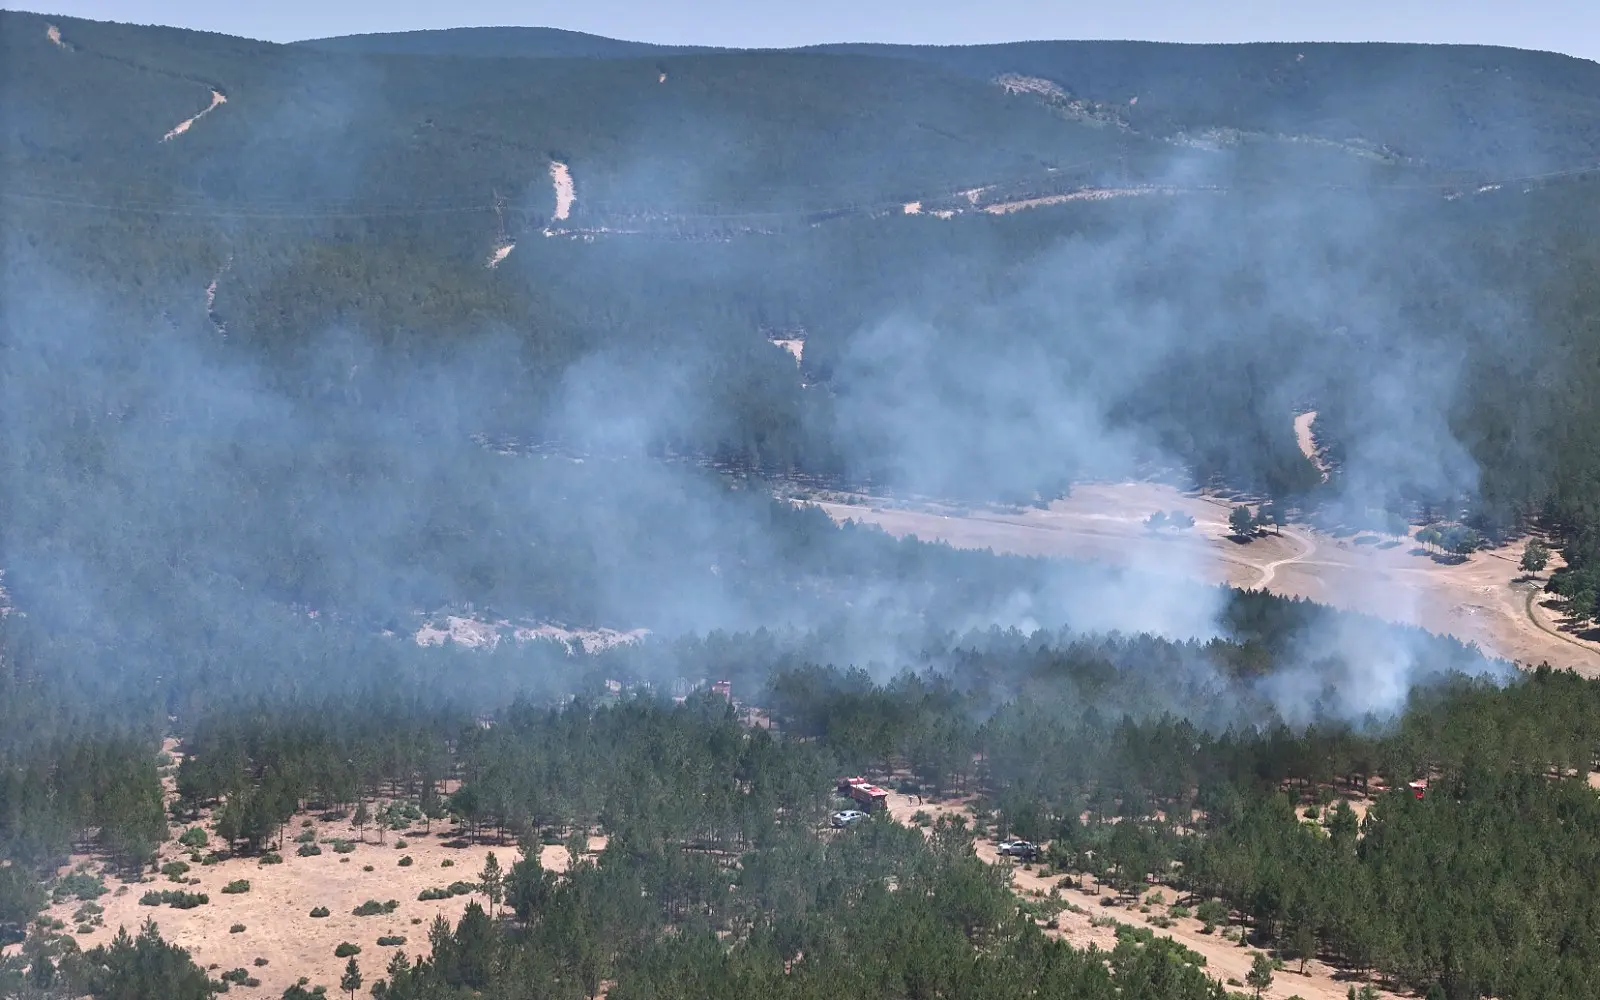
<box><xmin>395</xmin><ymin>839</ymin><xmax>408</xmax><ymax>849</ymax></box>
<box><xmin>910</xmin><ymin>810</ymin><xmax>932</xmax><ymax>827</ymax></box>
<box><xmin>295</xmin><ymin>829</ymin><xmax>317</xmax><ymax>844</ymax></box>
<box><xmin>352</xmin><ymin>899</ymin><xmax>399</xmax><ymax>917</ymax></box>
<box><xmin>440</xmin><ymin>859</ymin><xmax>454</xmax><ymax>868</ymax></box>
<box><xmin>398</xmin><ymin>856</ymin><xmax>413</xmax><ymax>867</ymax></box>
<box><xmin>331</xmin><ymin>840</ymin><xmax>357</xmax><ymax>854</ymax></box>
<box><xmin>446</xmin><ymin>882</ymin><xmax>475</xmax><ymax>896</ymax></box>
<box><xmin>178</xmin><ymin>827</ymin><xmax>209</xmax><ymax>849</ymax></box>
<box><xmin>334</xmin><ymin>942</ymin><xmax>361</xmax><ymax>958</ymax></box>
<box><xmin>222</xmin><ymin>968</ymin><xmax>250</xmax><ymax>984</ymax></box>
<box><xmin>253</xmin><ymin>958</ymin><xmax>268</xmax><ymax>967</ymax></box>
<box><xmin>363</xmin><ymin>865</ymin><xmax>374</xmax><ymax>872</ymax></box>
<box><xmin>55</xmin><ymin>872</ymin><xmax>108</xmax><ymax>902</ymax></box>
<box><xmin>229</xmin><ymin>924</ymin><xmax>246</xmax><ymax>934</ymax></box>
<box><xmin>417</xmin><ymin>888</ymin><xmax>449</xmax><ymax>901</ymax></box>
<box><xmin>259</xmin><ymin>852</ymin><xmax>283</xmax><ymax>865</ymax></box>
<box><xmin>1169</xmin><ymin>904</ymin><xmax>1191</xmax><ymax>920</ymax></box>
<box><xmin>161</xmin><ymin>860</ymin><xmax>191</xmax><ymax>881</ymax></box>
<box><xmin>76</xmin><ymin>923</ymin><xmax>94</xmax><ymax>934</ymax></box>
<box><xmin>309</xmin><ymin>906</ymin><xmax>330</xmax><ymax>918</ymax></box>
<box><xmin>377</xmin><ymin>935</ymin><xmax>407</xmax><ymax>947</ymax></box>
<box><xmin>297</xmin><ymin>843</ymin><xmax>323</xmax><ymax>857</ymax></box>
<box><xmin>1194</xmin><ymin>899</ymin><xmax>1228</xmax><ymax>925</ymax></box>
<box><xmin>140</xmin><ymin>890</ymin><xmax>209</xmax><ymax>909</ymax></box>
<box><xmin>221</xmin><ymin>880</ymin><xmax>250</xmax><ymax>894</ymax></box>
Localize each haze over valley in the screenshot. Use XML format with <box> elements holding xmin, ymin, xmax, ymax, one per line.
<box><xmin>6</xmin><ymin>10</ymin><xmax>1600</xmax><ymax>1000</ymax></box>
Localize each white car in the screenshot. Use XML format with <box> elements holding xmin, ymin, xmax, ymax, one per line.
<box><xmin>831</xmin><ymin>809</ymin><xmax>868</xmax><ymax>828</ymax></box>
<box><xmin>997</xmin><ymin>840</ymin><xmax>1040</xmax><ymax>860</ymax></box>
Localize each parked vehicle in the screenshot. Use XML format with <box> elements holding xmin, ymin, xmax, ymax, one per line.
<box><xmin>997</xmin><ymin>839</ymin><xmax>1040</xmax><ymax>860</ymax></box>
<box><xmin>831</xmin><ymin>809</ymin><xmax>868</xmax><ymax>828</ymax></box>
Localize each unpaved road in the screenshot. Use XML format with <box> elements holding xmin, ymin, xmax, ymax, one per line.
<box><xmin>813</xmin><ymin>482</ymin><xmax>1600</xmax><ymax>676</ymax></box>
<box><xmin>885</xmin><ymin>791</ymin><xmax>1401</xmax><ymax>999</ymax></box>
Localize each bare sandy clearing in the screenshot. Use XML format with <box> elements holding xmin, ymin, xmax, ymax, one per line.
<box><xmin>772</xmin><ymin>339</ymin><xmax>804</xmax><ymax>364</ymax></box>
<box><xmin>812</xmin><ymin>484</ymin><xmax>1600</xmax><ymax>675</ymax></box>
<box><xmin>44</xmin><ymin>736</ymin><xmax>609</xmax><ymax>995</ymax></box>
<box><xmin>46</xmin><ymin>24</ymin><xmax>66</xmax><ymax>47</ymax></box>
<box><xmin>884</xmin><ymin>792</ymin><xmax>1400</xmax><ymax>999</ymax></box>
<box><xmin>162</xmin><ymin>90</ymin><xmax>226</xmax><ymax>142</ymax></box>
<box><xmin>1295</xmin><ymin>411</ymin><xmax>1330</xmax><ymax>481</ymax></box>
<box><xmin>903</xmin><ymin>201</ymin><xmax>922</xmax><ymax>215</ymax></box>
<box><xmin>549</xmin><ymin>161</ymin><xmax>575</xmax><ymax>221</ymax></box>
<box><xmin>486</xmin><ymin>242</ymin><xmax>515</xmax><ymax>268</ymax></box>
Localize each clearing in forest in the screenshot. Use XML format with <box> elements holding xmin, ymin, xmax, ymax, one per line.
<box><xmin>39</xmin><ymin>738</ymin><xmax>604</xmax><ymax>997</ymax></box>
<box><xmin>884</xmin><ymin>791</ymin><xmax>1400</xmax><ymax>1000</ymax></box>
<box><xmin>810</xmin><ymin>481</ymin><xmax>1600</xmax><ymax>676</ymax></box>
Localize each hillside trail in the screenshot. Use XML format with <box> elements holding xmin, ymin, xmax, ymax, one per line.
<box><xmin>884</xmin><ymin>792</ymin><xmax>1401</xmax><ymax>1000</ymax></box>
<box><xmin>162</xmin><ymin>90</ymin><xmax>226</xmax><ymax>142</ymax></box>
<box><xmin>1295</xmin><ymin>411</ymin><xmax>1331</xmax><ymax>481</ymax></box>
<box><xmin>549</xmin><ymin>161</ymin><xmax>575</xmax><ymax>221</ymax></box>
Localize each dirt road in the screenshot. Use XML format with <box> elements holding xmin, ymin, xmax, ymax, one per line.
<box><xmin>813</xmin><ymin>483</ymin><xmax>1600</xmax><ymax>676</ymax></box>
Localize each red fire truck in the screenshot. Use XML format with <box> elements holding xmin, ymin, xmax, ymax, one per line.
<box><xmin>837</xmin><ymin>776</ymin><xmax>890</xmax><ymax>813</ymax></box>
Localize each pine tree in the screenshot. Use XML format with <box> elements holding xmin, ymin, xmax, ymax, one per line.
<box><xmin>479</xmin><ymin>850</ymin><xmax>504</xmax><ymax>919</ymax></box>
<box><xmin>340</xmin><ymin>956</ymin><xmax>362</xmax><ymax>999</ymax></box>
<box><xmin>1246</xmin><ymin>951</ymin><xmax>1274</xmax><ymax>998</ymax></box>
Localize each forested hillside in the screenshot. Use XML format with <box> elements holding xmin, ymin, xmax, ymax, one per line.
<box><xmin>8</xmin><ymin>12</ymin><xmax>1600</xmax><ymax>995</ymax></box>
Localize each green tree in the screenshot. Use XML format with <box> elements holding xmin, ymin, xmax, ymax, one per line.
<box><xmin>1521</xmin><ymin>539</ymin><xmax>1551</xmax><ymax>575</ymax></box>
<box><xmin>340</xmin><ymin>956</ymin><xmax>362</xmax><ymax>999</ymax></box>
<box><xmin>478</xmin><ymin>851</ymin><xmax>504</xmax><ymax>919</ymax></box>
<box><xmin>1230</xmin><ymin>505</ymin><xmax>1257</xmax><ymax>538</ymax></box>
<box><xmin>1247</xmin><ymin>951</ymin><xmax>1274</xmax><ymax>998</ymax></box>
<box><xmin>353</xmin><ymin>800</ymin><xmax>370</xmax><ymax>843</ymax></box>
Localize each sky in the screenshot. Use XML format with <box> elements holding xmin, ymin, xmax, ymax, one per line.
<box><xmin>8</xmin><ymin>0</ymin><xmax>1600</xmax><ymax>62</ymax></box>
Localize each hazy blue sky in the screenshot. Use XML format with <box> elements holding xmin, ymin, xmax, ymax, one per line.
<box><xmin>10</xmin><ymin>1</ymin><xmax>1599</xmax><ymax>62</ymax></box>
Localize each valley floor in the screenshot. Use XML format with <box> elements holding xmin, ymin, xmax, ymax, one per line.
<box><xmin>810</xmin><ymin>482</ymin><xmax>1600</xmax><ymax>676</ymax></box>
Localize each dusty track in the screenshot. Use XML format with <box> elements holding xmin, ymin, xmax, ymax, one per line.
<box><xmin>812</xmin><ymin>483</ymin><xmax>1600</xmax><ymax>675</ymax></box>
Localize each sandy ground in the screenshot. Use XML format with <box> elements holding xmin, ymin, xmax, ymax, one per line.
<box><xmin>1295</xmin><ymin>411</ymin><xmax>1331</xmax><ymax>482</ymax></box>
<box><xmin>903</xmin><ymin>201</ymin><xmax>923</xmax><ymax>215</ymax></box>
<box><xmin>46</xmin><ymin>23</ymin><xmax>66</xmax><ymax>47</ymax></box>
<box><xmin>162</xmin><ymin>90</ymin><xmax>226</xmax><ymax>142</ymax></box>
<box><xmin>811</xmin><ymin>482</ymin><xmax>1600</xmax><ymax>675</ymax></box>
<box><xmin>37</xmin><ymin>738</ymin><xmax>603</xmax><ymax>995</ymax></box>
<box><xmin>485</xmin><ymin>242</ymin><xmax>515</xmax><ymax>268</ymax></box>
<box><xmin>884</xmin><ymin>791</ymin><xmax>1400</xmax><ymax>999</ymax></box>
<box><xmin>549</xmin><ymin>161</ymin><xmax>575</xmax><ymax>221</ymax></box>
